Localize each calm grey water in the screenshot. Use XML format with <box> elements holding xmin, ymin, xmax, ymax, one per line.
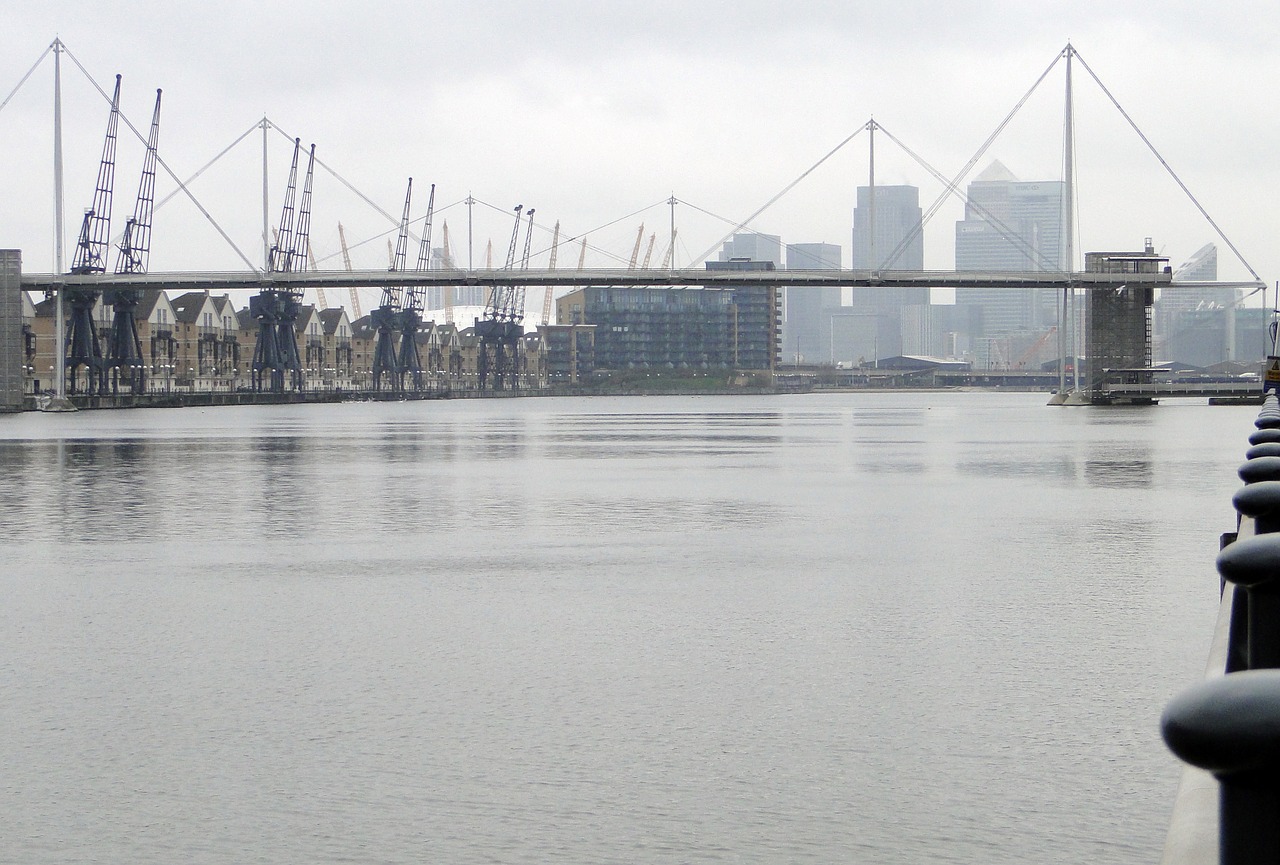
<box><xmin>0</xmin><ymin>392</ymin><xmax>1246</xmax><ymax>864</ymax></box>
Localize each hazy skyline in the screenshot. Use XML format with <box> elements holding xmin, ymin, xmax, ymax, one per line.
<box><xmin>3</xmin><ymin>2</ymin><xmax>1278</xmax><ymax>294</ymax></box>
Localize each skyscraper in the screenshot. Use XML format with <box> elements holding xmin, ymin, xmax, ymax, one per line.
<box><xmin>1157</xmin><ymin>243</ymin><xmax>1247</xmax><ymax>364</ymax></box>
<box><xmin>847</xmin><ymin>185</ymin><xmax>926</xmax><ymax>363</ymax></box>
<box><xmin>954</xmin><ymin>160</ymin><xmax>1065</xmax><ymax>344</ymax></box>
<box><xmin>717</xmin><ymin>232</ymin><xmax>782</xmax><ymax>266</ymax></box>
<box><xmin>782</xmin><ymin>242</ymin><xmax>841</xmax><ymax>364</ymax></box>
<box><xmin>851</xmin><ymin>185</ymin><xmax>923</xmax><ymax>271</ymax></box>
<box><xmin>1156</xmin><ymin>243</ymin><xmax>1235</xmax><ymax>351</ymax></box>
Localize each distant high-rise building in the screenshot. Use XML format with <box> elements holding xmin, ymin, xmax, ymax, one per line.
<box><xmin>847</xmin><ymin>185</ymin><xmax>926</xmax><ymax>363</ymax></box>
<box><xmin>782</xmin><ymin>242</ymin><xmax>841</xmax><ymax>365</ymax></box>
<box><xmin>954</xmin><ymin>161</ymin><xmax>1064</xmax><ymax>341</ymax></box>
<box><xmin>851</xmin><ymin>185</ymin><xmax>923</xmax><ymax>271</ymax></box>
<box><xmin>1167</xmin><ymin>306</ymin><xmax>1268</xmax><ymax>368</ymax></box>
<box><xmin>786</xmin><ymin>242</ymin><xmax>842</xmax><ymax>271</ymax></box>
<box><xmin>717</xmin><ymin>232</ymin><xmax>782</xmax><ymax>266</ymax></box>
<box><xmin>555</xmin><ymin>273</ymin><xmax>779</xmax><ymax>373</ymax></box>
<box><xmin>1156</xmin><ymin>242</ymin><xmax>1246</xmax><ymax>364</ymax></box>
<box><xmin>705</xmin><ymin>259</ymin><xmax>782</xmax><ymax>371</ymax></box>
<box><xmin>1172</xmin><ymin>243</ymin><xmax>1218</xmax><ymax>283</ymax></box>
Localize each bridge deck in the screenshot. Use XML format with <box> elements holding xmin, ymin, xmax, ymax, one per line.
<box><xmin>16</xmin><ymin>267</ymin><xmax>1180</xmax><ymax>292</ymax></box>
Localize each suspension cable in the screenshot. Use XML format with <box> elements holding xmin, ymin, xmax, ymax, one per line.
<box><xmin>893</xmin><ymin>49</ymin><xmax>1067</xmax><ymax>275</ymax></box>
<box><xmin>61</xmin><ymin>44</ymin><xmax>259</xmax><ymax>271</ymax></box>
<box><xmin>0</xmin><ymin>41</ymin><xmax>53</xmax><ymax>117</ymax></box>
<box><xmin>875</xmin><ymin>123</ymin><xmax>1061</xmax><ymax>272</ymax></box>
<box><xmin>153</xmin><ymin>120</ymin><xmax>261</xmax><ymax>210</ymax></box>
<box><xmin>1073</xmin><ymin>49</ymin><xmax>1264</xmax><ymax>286</ymax></box>
<box><xmin>691</xmin><ymin>124</ymin><xmax>868</xmax><ymax>265</ymax></box>
<box><xmin>265</xmin><ymin>120</ymin><xmax>408</xmax><ymax>234</ymax></box>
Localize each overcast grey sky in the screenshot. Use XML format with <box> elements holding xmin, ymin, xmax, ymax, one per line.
<box><xmin>3</xmin><ymin>1</ymin><xmax>1279</xmax><ymax>291</ymax></box>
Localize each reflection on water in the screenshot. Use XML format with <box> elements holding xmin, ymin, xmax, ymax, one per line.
<box><xmin>1085</xmin><ymin>453</ymin><xmax>1155</xmax><ymax>488</ymax></box>
<box><xmin>958</xmin><ymin>454</ymin><xmax>1080</xmax><ymax>481</ymax></box>
<box><xmin>0</xmin><ymin>393</ymin><xmax>1250</xmax><ymax>865</ymax></box>
<box><xmin>853</xmin><ymin>408</ymin><xmax>931</xmax><ymax>428</ymax></box>
<box><xmin>865</xmin><ymin>460</ymin><xmax>928</xmax><ymax>474</ymax></box>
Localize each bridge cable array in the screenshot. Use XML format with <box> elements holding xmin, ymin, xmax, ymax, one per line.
<box><xmin>1</xmin><ymin>38</ymin><xmax>1265</xmax><ymax>297</ymax></box>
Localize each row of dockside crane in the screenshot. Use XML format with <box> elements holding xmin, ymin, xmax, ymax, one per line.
<box><xmin>55</xmin><ymin>74</ymin><xmax>537</xmax><ymax>396</ymax></box>
<box><xmin>370</xmin><ymin>183</ymin><xmax>537</xmax><ymax>394</ymax></box>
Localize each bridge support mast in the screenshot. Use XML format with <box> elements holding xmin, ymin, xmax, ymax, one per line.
<box><xmin>52</xmin><ymin>40</ymin><xmax>68</xmax><ymax>403</ymax></box>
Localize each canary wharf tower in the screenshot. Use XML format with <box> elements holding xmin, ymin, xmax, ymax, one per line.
<box><xmin>954</xmin><ymin>161</ymin><xmax>1065</xmax><ymax>338</ymax></box>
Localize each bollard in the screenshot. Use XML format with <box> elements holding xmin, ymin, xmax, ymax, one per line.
<box><xmin>1163</xmin><ymin>670</ymin><xmax>1280</xmax><ymax>865</ymax></box>
<box><xmin>1233</xmin><ymin>482</ymin><xmax>1280</xmax><ymax>535</ymax></box>
<box><xmin>1238</xmin><ymin>456</ymin><xmax>1280</xmax><ymax>484</ymax></box>
<box><xmin>1161</xmin><ymin>392</ymin><xmax>1280</xmax><ymax>863</ymax></box>
<box><xmin>1218</xmin><ymin>534</ymin><xmax>1280</xmax><ymax>669</ymax></box>
<box><xmin>1246</xmin><ymin>442</ymin><xmax>1280</xmax><ymax>460</ymax></box>
<box><xmin>1248</xmin><ymin>428</ymin><xmax>1280</xmax><ymax>446</ymax></box>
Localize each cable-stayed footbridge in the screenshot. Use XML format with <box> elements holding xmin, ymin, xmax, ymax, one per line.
<box><xmin>16</xmin><ymin>266</ymin><xmax>1177</xmax><ymax>293</ymax></box>
<box><xmin>0</xmin><ymin>40</ymin><xmax>1265</xmax><ymax>404</ymax></box>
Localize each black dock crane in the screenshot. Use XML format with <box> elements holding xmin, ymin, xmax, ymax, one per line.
<box><xmin>477</xmin><ymin>205</ymin><xmax>532</xmax><ymax>391</ymax></box>
<box><xmin>250</xmin><ymin>139</ymin><xmax>313</xmax><ymax>392</ymax></box>
<box><xmin>64</xmin><ymin>74</ymin><xmax>122</xmax><ymax>396</ymax></box>
<box><xmin>372</xmin><ymin>179</ymin><xmax>412</xmax><ymax>392</ymax></box>
<box><xmin>399</xmin><ymin>182</ymin><xmax>435</xmax><ymax>392</ymax></box>
<box><xmin>104</xmin><ymin>88</ymin><xmax>161</xmax><ymax>395</ymax></box>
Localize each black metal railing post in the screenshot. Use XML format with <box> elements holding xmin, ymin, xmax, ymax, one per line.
<box><xmin>1218</xmin><ymin>533</ymin><xmax>1280</xmax><ymax>669</ymax></box>
<box><xmin>1162</xmin><ymin>392</ymin><xmax>1280</xmax><ymax>864</ymax></box>
<box><xmin>1163</xmin><ymin>670</ymin><xmax>1280</xmax><ymax>865</ymax></box>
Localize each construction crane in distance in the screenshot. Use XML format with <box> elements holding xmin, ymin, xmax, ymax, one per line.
<box><xmin>441</xmin><ymin>221</ymin><xmax>455</xmax><ymax>324</ymax></box>
<box><xmin>540</xmin><ymin>219</ymin><xmax>560</xmax><ymax>327</ymax></box>
<box><xmin>659</xmin><ymin>230</ymin><xmax>678</xmax><ymax>270</ymax></box>
<box><xmin>104</xmin><ymin>86</ymin><xmax>161</xmax><ymax>396</ymax></box>
<box><xmin>306</xmin><ymin>240</ymin><xmax>329</xmax><ymax>310</ymax></box>
<box><xmin>639</xmin><ymin>233</ymin><xmax>656</xmax><ymax>269</ymax></box>
<box><xmin>1014</xmin><ymin>326</ymin><xmax>1058</xmax><ymax>369</ymax></box>
<box><xmin>336</xmin><ymin>222</ymin><xmax>362</xmax><ymax>318</ymax></box>
<box><xmin>627</xmin><ymin>224</ymin><xmax>645</xmax><ymax>270</ymax></box>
